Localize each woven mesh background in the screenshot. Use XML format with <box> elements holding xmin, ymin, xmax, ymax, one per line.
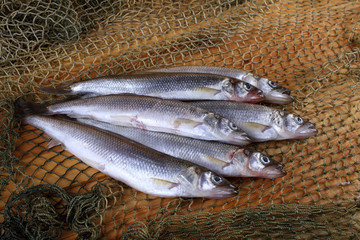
<box><xmin>1</xmin><ymin>0</ymin><xmax>360</xmax><ymax>239</ymax></box>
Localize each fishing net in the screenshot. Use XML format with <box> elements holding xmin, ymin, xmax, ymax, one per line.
<box><xmin>1</xmin><ymin>0</ymin><xmax>360</xmax><ymax>238</ymax></box>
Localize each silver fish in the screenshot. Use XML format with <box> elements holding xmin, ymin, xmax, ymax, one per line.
<box><xmin>40</xmin><ymin>73</ymin><xmax>264</xmax><ymax>103</ymax></box>
<box><xmin>188</xmin><ymin>101</ymin><xmax>318</xmax><ymax>141</ymax></box>
<box><xmin>21</xmin><ymin>115</ymin><xmax>237</xmax><ymax>198</ymax></box>
<box><xmin>141</xmin><ymin>66</ymin><xmax>293</xmax><ymax>104</ymax></box>
<box><xmin>28</xmin><ymin>95</ymin><xmax>251</xmax><ymax>145</ymax></box>
<box><xmin>78</xmin><ymin>118</ymin><xmax>286</xmax><ymax>178</ymax></box>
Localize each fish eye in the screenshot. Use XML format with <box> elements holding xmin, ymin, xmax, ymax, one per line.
<box><xmin>268</xmin><ymin>80</ymin><xmax>278</xmax><ymax>88</ymax></box>
<box><xmin>260</xmin><ymin>155</ymin><xmax>271</xmax><ymax>164</ymax></box>
<box><xmin>295</xmin><ymin>116</ymin><xmax>303</xmax><ymax>125</ymax></box>
<box><xmin>229</xmin><ymin>122</ymin><xmax>238</xmax><ymax>130</ymax></box>
<box><xmin>211</xmin><ymin>174</ymin><xmax>224</xmax><ymax>185</ymax></box>
<box><xmin>244</xmin><ymin>82</ymin><xmax>252</xmax><ymax>91</ymax></box>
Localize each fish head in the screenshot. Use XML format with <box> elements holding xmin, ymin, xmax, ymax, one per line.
<box><xmin>282</xmin><ymin>113</ymin><xmax>318</xmax><ymax>139</ymax></box>
<box><xmin>269</xmin><ymin>110</ymin><xmax>317</xmax><ymax>140</ymax></box>
<box><xmin>203</xmin><ymin>113</ymin><xmax>251</xmax><ymax>145</ymax></box>
<box><xmin>216</xmin><ymin>116</ymin><xmax>251</xmax><ymax>145</ymax></box>
<box><xmin>222</xmin><ymin>78</ymin><xmax>264</xmax><ymax>103</ymax></box>
<box><xmin>257</xmin><ymin>77</ymin><xmax>294</xmax><ymax>104</ymax></box>
<box><xmin>223</xmin><ymin>148</ymin><xmax>252</xmax><ymax>177</ymax></box>
<box><xmin>235</xmin><ymin>82</ymin><xmax>264</xmax><ymax>103</ymax></box>
<box><xmin>248</xmin><ymin>152</ymin><xmax>286</xmax><ymax>179</ymax></box>
<box><xmin>178</xmin><ymin>166</ymin><xmax>238</xmax><ymax>199</ymax></box>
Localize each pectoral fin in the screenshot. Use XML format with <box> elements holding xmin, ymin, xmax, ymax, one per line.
<box><xmin>111</xmin><ymin>115</ymin><xmax>146</xmax><ymax>129</ymax></box>
<box><xmin>80</xmin><ymin>157</ymin><xmax>106</xmax><ymax>172</ymax></box>
<box><xmin>202</xmin><ymin>155</ymin><xmax>229</xmax><ymax>165</ymax></box>
<box><xmin>109</xmin><ymin>115</ymin><xmax>133</xmax><ymax>125</ymax></box>
<box><xmin>150</xmin><ymin>178</ymin><xmax>179</xmax><ymax>189</ymax></box>
<box><xmin>239</xmin><ymin>122</ymin><xmax>271</xmax><ymax>133</ymax></box>
<box><xmin>173</xmin><ymin>118</ymin><xmax>202</xmax><ymax>129</ymax></box>
<box><xmin>47</xmin><ymin>138</ymin><xmax>62</xmax><ymax>149</ymax></box>
<box><xmin>192</xmin><ymin>87</ymin><xmax>221</xmax><ymax>96</ymax></box>
<box><xmin>202</xmin><ymin>155</ymin><xmax>231</xmax><ymax>169</ymax></box>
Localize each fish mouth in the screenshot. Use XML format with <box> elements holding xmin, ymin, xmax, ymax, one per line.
<box><xmin>229</xmin><ymin>88</ymin><xmax>264</xmax><ymax>103</ymax></box>
<box><xmin>297</xmin><ymin>124</ymin><xmax>318</xmax><ymax>138</ymax></box>
<box><xmin>227</xmin><ymin>133</ymin><xmax>251</xmax><ymax>145</ymax></box>
<box><xmin>261</xmin><ymin>164</ymin><xmax>287</xmax><ymax>179</ymax></box>
<box><xmin>207</xmin><ymin>184</ymin><xmax>238</xmax><ymax>199</ymax></box>
<box><xmin>265</xmin><ymin>89</ymin><xmax>294</xmax><ymax>105</ymax></box>
<box><xmin>245</xmin><ymin>89</ymin><xmax>265</xmax><ymax>103</ymax></box>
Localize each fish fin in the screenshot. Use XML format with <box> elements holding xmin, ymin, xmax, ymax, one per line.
<box><xmin>150</xmin><ymin>178</ymin><xmax>179</xmax><ymax>189</ymax></box>
<box><xmin>40</xmin><ymin>84</ymin><xmax>72</xmax><ymax>95</ymax></box>
<box><xmin>80</xmin><ymin>93</ymin><xmax>100</xmax><ymax>99</ymax></box>
<box><xmin>202</xmin><ymin>155</ymin><xmax>233</xmax><ymax>170</ymax></box>
<box><xmin>192</xmin><ymin>87</ymin><xmax>221</xmax><ymax>95</ymax></box>
<box><xmin>202</xmin><ymin>155</ymin><xmax>229</xmax><ymax>165</ymax></box>
<box><xmin>14</xmin><ymin>98</ymin><xmax>50</xmax><ymax>120</ymax></box>
<box><xmin>47</xmin><ymin>138</ymin><xmax>62</xmax><ymax>149</ymax></box>
<box><xmin>173</xmin><ymin>118</ymin><xmax>202</xmax><ymax>129</ymax></box>
<box><xmin>109</xmin><ymin>115</ymin><xmax>134</xmax><ymax>126</ymax></box>
<box><xmin>239</xmin><ymin>122</ymin><xmax>271</xmax><ymax>133</ymax></box>
<box><xmin>79</xmin><ymin>156</ymin><xmax>106</xmax><ymax>172</ymax></box>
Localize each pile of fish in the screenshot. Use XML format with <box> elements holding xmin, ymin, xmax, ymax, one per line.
<box><xmin>16</xmin><ymin>66</ymin><xmax>317</xmax><ymax>199</ymax></box>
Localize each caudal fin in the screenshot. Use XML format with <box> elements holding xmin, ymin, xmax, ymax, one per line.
<box><xmin>14</xmin><ymin>98</ymin><xmax>50</xmax><ymax>120</ymax></box>
<box><xmin>40</xmin><ymin>84</ymin><xmax>72</xmax><ymax>95</ymax></box>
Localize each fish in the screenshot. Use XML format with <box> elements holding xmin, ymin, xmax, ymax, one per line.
<box><xmin>78</xmin><ymin>118</ymin><xmax>286</xmax><ymax>178</ymax></box>
<box><xmin>140</xmin><ymin>66</ymin><xmax>293</xmax><ymax>104</ymax></box>
<box><xmin>40</xmin><ymin>72</ymin><xmax>264</xmax><ymax>103</ymax></box>
<box><xmin>16</xmin><ymin>113</ymin><xmax>238</xmax><ymax>199</ymax></box>
<box><xmin>23</xmin><ymin>95</ymin><xmax>251</xmax><ymax>145</ymax></box>
<box><xmin>188</xmin><ymin>101</ymin><xmax>318</xmax><ymax>141</ymax></box>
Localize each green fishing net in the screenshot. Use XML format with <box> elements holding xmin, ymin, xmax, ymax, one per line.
<box><xmin>1</xmin><ymin>0</ymin><xmax>360</xmax><ymax>239</ymax></box>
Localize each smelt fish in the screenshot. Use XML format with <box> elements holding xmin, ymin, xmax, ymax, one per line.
<box><xmin>79</xmin><ymin>118</ymin><xmax>286</xmax><ymax>178</ymax></box>
<box><xmin>24</xmin><ymin>95</ymin><xmax>251</xmax><ymax>145</ymax></box>
<box><xmin>189</xmin><ymin>101</ymin><xmax>318</xmax><ymax>141</ymax></box>
<box><xmin>142</xmin><ymin>66</ymin><xmax>293</xmax><ymax>104</ymax></box>
<box><xmin>41</xmin><ymin>72</ymin><xmax>264</xmax><ymax>103</ymax></box>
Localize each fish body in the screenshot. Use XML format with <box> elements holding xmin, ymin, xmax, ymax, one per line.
<box><xmin>78</xmin><ymin>119</ymin><xmax>286</xmax><ymax>178</ymax></box>
<box><xmin>189</xmin><ymin>101</ymin><xmax>318</xmax><ymax>141</ymax></box>
<box><xmin>41</xmin><ymin>73</ymin><xmax>264</xmax><ymax>103</ymax></box>
<box><xmin>21</xmin><ymin>115</ymin><xmax>237</xmax><ymax>198</ymax></box>
<box><xmin>142</xmin><ymin>66</ymin><xmax>293</xmax><ymax>104</ymax></box>
<box><xmin>29</xmin><ymin>95</ymin><xmax>251</xmax><ymax>145</ymax></box>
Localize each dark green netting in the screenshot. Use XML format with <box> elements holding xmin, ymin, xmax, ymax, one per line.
<box><xmin>0</xmin><ymin>184</ymin><xmax>115</xmax><ymax>239</ymax></box>
<box><xmin>122</xmin><ymin>201</ymin><xmax>360</xmax><ymax>239</ymax></box>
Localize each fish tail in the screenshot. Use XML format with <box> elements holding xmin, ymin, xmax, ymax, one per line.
<box><xmin>14</xmin><ymin>98</ymin><xmax>50</xmax><ymax>120</ymax></box>
<box><xmin>40</xmin><ymin>84</ymin><xmax>72</xmax><ymax>95</ymax></box>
